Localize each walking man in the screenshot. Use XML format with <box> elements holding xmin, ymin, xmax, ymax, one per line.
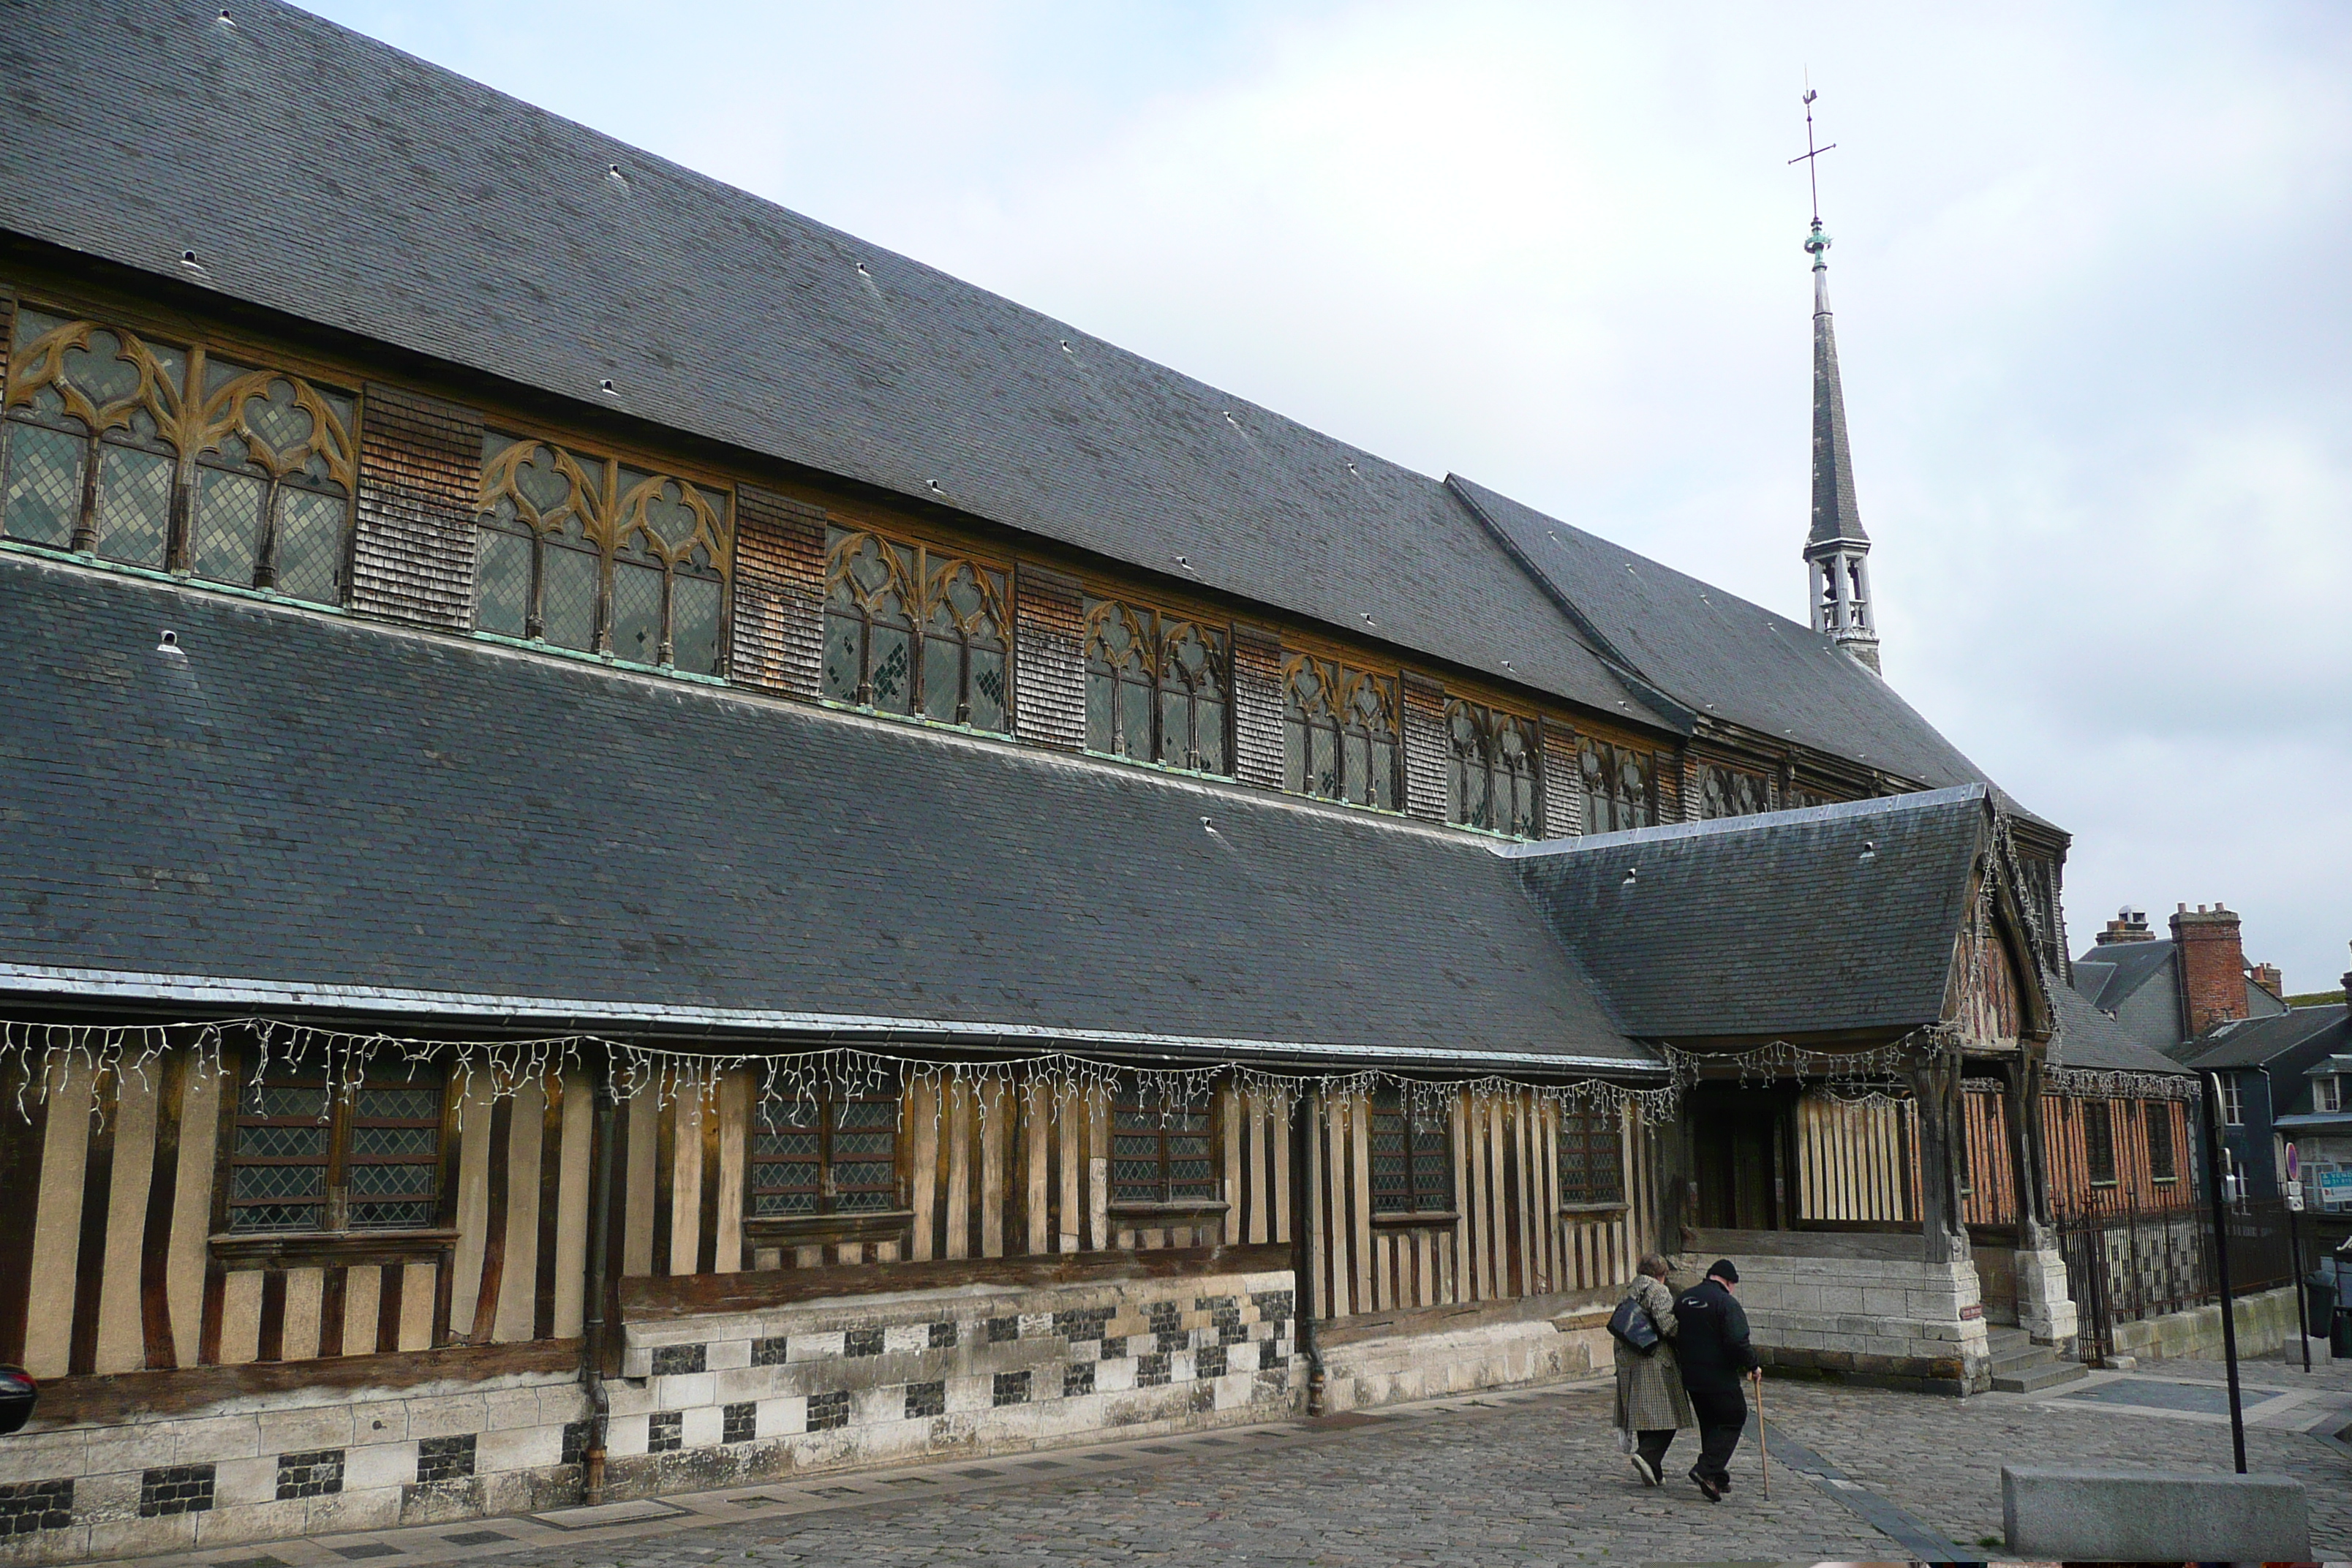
<box><xmin>1672</xmin><ymin>1258</ymin><xmax>1757</xmax><ymax>1501</ymax></box>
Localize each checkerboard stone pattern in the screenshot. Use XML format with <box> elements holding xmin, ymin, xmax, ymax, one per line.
<box><xmin>602</xmin><ymin>1264</ymin><xmax>1298</xmax><ymax>1495</ymax></box>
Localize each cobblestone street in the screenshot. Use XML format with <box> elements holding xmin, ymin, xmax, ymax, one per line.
<box><xmin>137</xmin><ymin>1354</ymin><xmax>2352</xmax><ymax>1568</ymax></box>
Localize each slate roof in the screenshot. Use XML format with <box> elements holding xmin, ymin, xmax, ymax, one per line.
<box><xmin>1448</xmin><ymin>477</ymin><xmax>1998</xmax><ymax>792</ymax></box>
<box><xmin>0</xmin><ymin>0</ymin><xmax>1638</xmax><ymax>728</ymax></box>
<box><xmin>1806</xmin><ymin>267</ymin><xmax>1869</xmax><ymax>550</ymax></box>
<box><xmin>0</xmin><ymin>1</ymin><xmax>2040</xmax><ymax>815</ymax></box>
<box><xmin>1502</xmin><ymin>788</ymin><xmax>1994</xmax><ymax>1041</ymax></box>
<box><xmin>0</xmin><ymin>552</ymin><xmax>1655</xmax><ymax>1070</ymax></box>
<box><xmin>2070</xmin><ymin>940</ymin><xmax>2177</xmax><ymax>1013</ymax></box>
<box><xmin>2179</xmin><ymin>1006</ymin><xmax>2351</xmax><ymax>1072</ymax></box>
<box><xmin>2045</xmin><ymin>984</ymin><xmax>2191</xmax><ymax>1077</ymax></box>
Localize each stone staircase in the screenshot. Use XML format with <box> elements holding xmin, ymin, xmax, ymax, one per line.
<box><xmin>1987</xmin><ymin>1325</ymin><xmax>2089</xmax><ymax>1393</ymax></box>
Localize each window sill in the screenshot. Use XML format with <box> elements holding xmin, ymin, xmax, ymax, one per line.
<box><xmin>1558</xmin><ymin>1201</ymin><xmax>1629</xmax><ymax>1216</ymax></box>
<box><xmin>745</xmin><ymin>1210</ymin><xmax>915</xmax><ymax>1245</ymax></box>
<box><xmin>815</xmin><ymin>696</ymin><xmax>1011</xmax><ymax>741</ymax></box>
<box><xmin>1369</xmin><ymin>1210</ymin><xmax>1458</xmax><ymax>1229</ymax></box>
<box><xmin>1079</xmin><ymin>747</ymin><xmax>1237</xmax><ymax>785</ymax></box>
<box><xmin>1108</xmin><ymin>1200</ymin><xmax>1230</xmax><ymax>1225</ymax></box>
<box><xmin>210</xmin><ymin>1228</ymin><xmax>457</xmax><ymax>1268</ymax></box>
<box><xmin>0</xmin><ymin>537</ymin><xmax>352</xmax><ymax>616</ymax></box>
<box><xmin>470</xmin><ymin>627</ymin><xmax>728</xmax><ymax>685</ymax></box>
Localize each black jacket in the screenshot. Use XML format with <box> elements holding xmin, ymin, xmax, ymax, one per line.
<box><xmin>1671</xmin><ymin>1278</ymin><xmax>1757</xmax><ymax>1392</ymax></box>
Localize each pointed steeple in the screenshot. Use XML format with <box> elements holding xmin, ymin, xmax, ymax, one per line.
<box><xmin>1793</xmin><ymin>91</ymin><xmax>1880</xmax><ymax>675</ymax></box>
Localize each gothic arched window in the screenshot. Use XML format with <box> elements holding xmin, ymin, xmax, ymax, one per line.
<box><xmin>1698</xmin><ymin>763</ymin><xmax>1771</xmax><ymax>821</ymax></box>
<box><xmin>3</xmin><ymin>305</ymin><xmax>356</xmax><ymax>605</ymax></box>
<box><xmin>474</xmin><ymin>434</ymin><xmax>733</xmax><ymax>674</ymax></box>
<box><xmin>1284</xmin><ymin>655</ymin><xmax>1398</xmax><ymax>810</ymax></box>
<box><xmin>1083</xmin><ymin>598</ymin><xmax>1230</xmax><ymax>773</ymax></box>
<box><xmin>1578</xmin><ymin>738</ymin><xmax>1654</xmax><ymax>834</ymax></box>
<box><xmin>821</xmin><ymin>526</ymin><xmax>1009</xmax><ymax>732</ymax></box>
<box><xmin>1445</xmin><ymin>700</ymin><xmax>1542</xmax><ymax>837</ymax></box>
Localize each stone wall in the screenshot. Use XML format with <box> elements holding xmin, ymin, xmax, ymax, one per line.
<box><xmin>2108</xmin><ymin>1284</ymin><xmax>2299</xmax><ymax>1365</ymax></box>
<box><xmin>1676</xmin><ymin>1233</ymin><xmax>1994</xmax><ymax>1395</ymax></box>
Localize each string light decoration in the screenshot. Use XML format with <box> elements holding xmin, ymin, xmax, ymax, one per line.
<box><xmin>0</xmin><ymin>1016</ymin><xmax>1685</xmax><ymax>1131</ymax></box>
<box><xmin>2045</xmin><ymin>1066</ymin><xmax>2201</xmax><ymax>1103</ymax></box>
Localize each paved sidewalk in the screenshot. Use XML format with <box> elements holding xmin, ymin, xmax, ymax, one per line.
<box><xmin>132</xmin><ymin>1360</ymin><xmax>2351</xmax><ymax>1568</ymax></box>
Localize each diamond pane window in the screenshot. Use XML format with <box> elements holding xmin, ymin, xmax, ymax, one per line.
<box><xmin>1283</xmin><ymin>655</ymin><xmax>1398</xmax><ymax>810</ymax></box>
<box><xmin>1444</xmin><ymin>700</ymin><xmax>1541</xmax><ymax>837</ymax></box>
<box><xmin>472</xmin><ymin>435</ymin><xmax>733</xmax><ymax>672</ymax></box>
<box><xmin>1578</xmin><ymin>738</ymin><xmax>1654</xmax><ymax>834</ymax></box>
<box><xmin>749</xmin><ymin>1090</ymin><xmax>902</xmax><ymax>1218</ymax></box>
<box><xmin>823</xmin><ymin>527</ymin><xmax>1010</xmax><ymax>732</ymax></box>
<box><xmin>1110</xmin><ymin>1098</ymin><xmax>1217</xmax><ymax>1205</ymax></box>
<box><xmin>1083</xmin><ymin>599</ymin><xmax>1231</xmax><ymax>774</ymax></box>
<box><xmin>1</xmin><ymin>306</ymin><xmax>357</xmax><ymax>603</ymax></box>
<box><xmin>227</xmin><ymin>1066</ymin><xmax>446</xmax><ymax>1235</ymax></box>
<box><xmin>1369</xmin><ymin>1090</ymin><xmax>1452</xmax><ymax>1215</ymax></box>
<box><xmin>1556</xmin><ymin>1109</ymin><xmax>1624</xmax><ymax>1206</ymax></box>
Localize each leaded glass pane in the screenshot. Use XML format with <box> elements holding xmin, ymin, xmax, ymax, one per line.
<box><xmin>921</xmin><ymin>631</ymin><xmax>962</xmax><ymax>720</ymax></box>
<box><xmin>868</xmin><ymin>624</ymin><xmax>913</xmax><ymax>714</ymax></box>
<box><xmin>610</xmin><ymin>555</ymin><xmax>663</xmax><ymax>663</ymax></box>
<box><xmin>11</xmin><ymin>306</ymin><xmax>65</xmax><ymax>352</ymax></box>
<box><xmin>1</xmin><ymin>421</ymin><xmax>86</xmax><ymax>546</ymax></box>
<box><xmin>93</xmin><ymin>442</ymin><xmax>171</xmax><ymax>567</ymax></box>
<box><xmin>62</xmin><ymin>330</ymin><xmax>140</xmax><ymax>410</ymax></box>
<box><xmin>641</xmin><ymin>481</ymin><xmax>701</xmax><ymax>549</ymax></box>
<box><xmin>1283</xmin><ymin>717</ymin><xmax>1306</xmax><ymax>792</ymax></box>
<box><xmin>823</xmin><ymin>610</ymin><xmax>863</xmax><ymax>701</ymax></box>
<box><xmin>240</xmin><ymin>378</ymin><xmax>315</xmax><ymax>463</ymax></box>
<box><xmin>350</xmin><ymin>1200</ymin><xmax>435</xmax><ymax>1229</ymax></box>
<box><xmin>237</xmin><ymin>1123</ymin><xmax>327</xmax><ymax>1160</ymax></box>
<box><xmin>968</xmin><ymin>646</ymin><xmax>1007</xmax><ymax>733</ymax></box>
<box><xmin>347</xmin><ymin>1158</ymin><xmax>435</xmax><ymax>1194</ymax></box>
<box><xmin>1194</xmin><ymin>698</ymin><xmax>1226</xmax><ymax>775</ymax></box>
<box><xmin>541</xmin><ymin>542</ymin><xmax>600</xmax><ymax>651</ymax></box>
<box><xmin>1159</xmin><ymin>687</ymin><xmax>1191</xmax><ymax>767</ymax></box>
<box><xmin>356</xmin><ymin>1085</ymin><xmax>440</xmax><ymax>1120</ymax></box>
<box><xmin>1371</xmin><ymin>739</ymin><xmax>1397</xmax><ymax>810</ymax></box>
<box><xmin>1119</xmin><ymin>676</ymin><xmax>1153</xmax><ymax>759</ymax></box>
<box><xmin>1086</xmin><ymin>668</ymin><xmax>1115</xmax><ymax>753</ymax></box>
<box><xmin>192</xmin><ymin>465</ymin><xmax>265</xmax><ymax>586</ymax></box>
<box><xmin>671</xmin><ymin>571</ymin><xmax>723</xmax><ymax>675</ymax></box>
<box><xmin>475</xmin><ymin>524</ymin><xmax>532</xmax><ymax>637</ymax></box>
<box><xmin>273</xmin><ymin>486</ymin><xmax>347</xmax><ymax>605</ymax></box>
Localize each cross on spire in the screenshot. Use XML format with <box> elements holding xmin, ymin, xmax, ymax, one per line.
<box><xmin>1789</xmin><ymin>86</ymin><xmax>1836</xmax><ymax>227</ymax></box>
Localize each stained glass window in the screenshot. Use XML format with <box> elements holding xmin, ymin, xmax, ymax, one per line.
<box><xmin>1370</xmin><ymin>1089</ymin><xmax>1452</xmax><ymax>1215</ymax></box>
<box><xmin>472</xmin><ymin>434</ymin><xmax>732</xmax><ymax>674</ymax></box>
<box><xmin>1</xmin><ymin>306</ymin><xmax>355</xmax><ymax>604</ymax></box>
<box><xmin>1556</xmin><ymin>1109</ymin><xmax>1623</xmax><ymax>1206</ymax></box>
<box><xmin>227</xmin><ymin>1067</ymin><xmax>445</xmax><ymax>1235</ymax></box>
<box><xmin>1578</xmin><ymin>738</ymin><xmax>1654</xmax><ymax>834</ymax></box>
<box><xmin>821</xmin><ymin>526</ymin><xmax>1009</xmax><ymax>732</ymax></box>
<box><xmin>1445</xmin><ymin>700</ymin><xmax>1541</xmax><ymax>837</ymax></box>
<box><xmin>1083</xmin><ymin>598</ymin><xmax>1229</xmax><ymax>774</ymax></box>
<box><xmin>1698</xmin><ymin>764</ymin><xmax>1771</xmax><ymax>821</ymax></box>
<box><xmin>1109</xmin><ymin>1097</ymin><xmax>1216</xmax><ymax>1205</ymax></box>
<box><xmin>749</xmin><ymin>1091</ymin><xmax>901</xmax><ymax>1217</ymax></box>
<box><xmin>1284</xmin><ymin>655</ymin><xmax>1398</xmax><ymax>810</ymax></box>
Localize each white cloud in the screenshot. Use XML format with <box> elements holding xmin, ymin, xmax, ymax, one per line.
<box><xmin>313</xmin><ymin>0</ymin><xmax>2352</xmax><ymax>992</ymax></box>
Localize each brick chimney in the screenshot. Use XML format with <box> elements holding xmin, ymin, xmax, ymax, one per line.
<box><xmin>2172</xmin><ymin>903</ymin><xmax>2250</xmax><ymax>1033</ymax></box>
<box><xmin>2095</xmin><ymin>906</ymin><xmax>2156</xmax><ymax>945</ymax></box>
<box><xmin>2250</xmin><ymin>962</ymin><xmax>2283</xmax><ymax>1000</ymax></box>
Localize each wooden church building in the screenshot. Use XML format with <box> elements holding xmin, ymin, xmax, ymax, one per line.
<box><xmin>0</xmin><ymin>2</ymin><xmax>2108</xmax><ymax>1558</ymax></box>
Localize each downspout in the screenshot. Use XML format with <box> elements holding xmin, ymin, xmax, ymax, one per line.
<box><xmin>578</xmin><ymin>1059</ymin><xmax>618</xmax><ymax>1505</ymax></box>
<box><xmin>1289</xmin><ymin>1086</ymin><xmax>1326</xmax><ymax>1417</ymax></box>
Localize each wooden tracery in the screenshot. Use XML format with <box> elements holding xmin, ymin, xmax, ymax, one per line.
<box><xmin>821</xmin><ymin>525</ymin><xmax>1009</xmax><ymax>731</ymax></box>
<box><xmin>1282</xmin><ymin>655</ymin><xmax>1399</xmax><ymax>809</ymax></box>
<box><xmin>1</xmin><ymin>305</ymin><xmax>357</xmax><ymax>603</ymax></box>
<box><xmin>1082</xmin><ymin>596</ymin><xmax>1231</xmax><ymax>773</ymax></box>
<box><xmin>1444</xmin><ymin>699</ymin><xmax>1541</xmax><ymax>837</ymax></box>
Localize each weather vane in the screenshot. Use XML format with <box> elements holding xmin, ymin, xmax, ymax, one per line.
<box><xmin>1790</xmin><ymin>81</ymin><xmax>1836</xmax><ymax>260</ymax></box>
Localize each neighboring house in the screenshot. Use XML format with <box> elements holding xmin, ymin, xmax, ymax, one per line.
<box><xmin>2179</xmin><ymin>948</ymin><xmax>2352</xmax><ymax>1207</ymax></box>
<box><xmin>2072</xmin><ymin>904</ymin><xmax>2290</xmax><ymax>1053</ymax></box>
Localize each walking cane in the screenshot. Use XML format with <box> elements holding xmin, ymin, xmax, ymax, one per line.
<box><xmin>1753</xmin><ymin>1368</ymin><xmax>1769</xmax><ymax>1499</ymax></box>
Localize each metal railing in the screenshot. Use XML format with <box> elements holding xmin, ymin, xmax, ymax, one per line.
<box><xmin>2057</xmin><ymin>1194</ymin><xmax>2302</xmax><ymax>1362</ymax></box>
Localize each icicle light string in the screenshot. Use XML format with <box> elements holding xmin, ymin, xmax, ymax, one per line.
<box><xmin>0</xmin><ymin>1017</ymin><xmax>1684</xmax><ymax>1131</ymax></box>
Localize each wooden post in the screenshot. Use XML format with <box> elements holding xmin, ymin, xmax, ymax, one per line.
<box><xmin>1907</xmin><ymin>1051</ymin><xmax>1969</xmax><ymax>1264</ymax></box>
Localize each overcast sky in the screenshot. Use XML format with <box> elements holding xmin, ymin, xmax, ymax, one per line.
<box><xmin>314</xmin><ymin>0</ymin><xmax>2351</xmax><ymax>996</ymax></box>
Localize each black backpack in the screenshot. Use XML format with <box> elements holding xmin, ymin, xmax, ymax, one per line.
<box><xmin>1607</xmin><ymin>1294</ymin><xmax>1661</xmax><ymax>1356</ymax></box>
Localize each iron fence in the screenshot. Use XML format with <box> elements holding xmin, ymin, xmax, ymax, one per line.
<box><xmin>2055</xmin><ymin>1194</ymin><xmax>2302</xmax><ymax>1362</ymax></box>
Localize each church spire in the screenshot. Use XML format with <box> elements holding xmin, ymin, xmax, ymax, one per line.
<box><xmin>1790</xmin><ymin>88</ymin><xmax>1880</xmax><ymax>674</ymax></box>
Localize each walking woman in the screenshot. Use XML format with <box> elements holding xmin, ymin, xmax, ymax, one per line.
<box><xmin>1613</xmin><ymin>1253</ymin><xmax>1694</xmax><ymax>1487</ymax></box>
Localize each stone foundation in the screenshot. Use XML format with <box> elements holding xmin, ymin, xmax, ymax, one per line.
<box><xmin>2106</xmin><ymin>1284</ymin><xmax>2298</xmax><ymax>1365</ymax></box>
<box><xmin>2013</xmin><ymin>1246</ymin><xmax>2078</xmax><ymax>1351</ymax></box>
<box><xmin>1678</xmin><ymin>1231</ymin><xmax>1994</xmax><ymax>1395</ymax></box>
<box><xmin>1312</xmin><ymin>1300</ymin><xmax>1607</xmax><ymax>1411</ymax></box>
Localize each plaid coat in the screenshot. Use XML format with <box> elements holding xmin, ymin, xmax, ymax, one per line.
<box><xmin>1612</xmin><ymin>1275</ymin><xmax>1695</xmax><ymax>1432</ymax></box>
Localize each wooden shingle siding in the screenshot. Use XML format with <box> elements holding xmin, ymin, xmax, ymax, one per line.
<box><xmin>730</xmin><ymin>484</ymin><xmax>826</xmax><ymax>697</ymax></box>
<box><xmin>1540</xmin><ymin>719</ymin><xmax>1580</xmax><ymax>838</ymax></box>
<box><xmin>1011</xmin><ymin>564</ymin><xmax>1085</xmax><ymax>750</ymax></box>
<box><xmin>1400</xmin><ymin>671</ymin><xmax>1447</xmax><ymax>823</ymax></box>
<box><xmin>348</xmin><ymin>382</ymin><xmax>485</xmax><ymax>628</ymax></box>
<box><xmin>1230</xmin><ymin>623</ymin><xmax>1285</xmax><ymax>789</ymax></box>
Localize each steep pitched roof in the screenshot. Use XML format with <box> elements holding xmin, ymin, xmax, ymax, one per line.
<box><xmin>0</xmin><ymin>552</ymin><xmax>1653</xmax><ymax>1070</ymax></box>
<box><xmin>2046</xmin><ymin>984</ymin><xmax>2192</xmax><ymax>1077</ymax></box>
<box><xmin>1447</xmin><ymin>476</ymin><xmax>1997</xmax><ymax>791</ymax></box>
<box><xmin>1503</xmin><ymin>788</ymin><xmax>1994</xmax><ymax>1041</ymax></box>
<box><xmin>0</xmin><ymin>0</ymin><xmax>1644</xmax><ymax>729</ymax></box>
<box><xmin>1807</xmin><ymin>262</ymin><xmax>1869</xmax><ymax>550</ymax></box>
<box><xmin>2179</xmin><ymin>1006</ymin><xmax>2350</xmax><ymax>1072</ymax></box>
<box><xmin>2070</xmin><ymin>940</ymin><xmax>2177</xmax><ymax>1014</ymax></box>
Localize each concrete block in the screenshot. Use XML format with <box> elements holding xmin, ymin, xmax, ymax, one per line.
<box><xmin>476</xmin><ymin>1423</ymin><xmax>560</xmax><ymax>1474</ymax></box>
<box><xmin>2002</xmin><ymin>1466</ymin><xmax>2308</xmax><ymax>1561</ymax></box>
<box><xmin>305</xmin><ymin>1482</ymin><xmax>404</xmax><ymax>1536</ymax></box>
<box><xmin>679</xmin><ymin>1405</ymin><xmax>725</xmax><ymax>1450</ymax></box>
<box><xmin>70</xmin><ymin>1467</ymin><xmax>142</xmax><ymax>1521</ymax></box>
<box><xmin>212</xmin><ymin>1455</ymin><xmax>279</xmax><ymax>1507</ymax></box>
<box><xmin>481</xmin><ymin>1387</ymin><xmax>546</xmax><ymax>1431</ymax></box>
<box><xmin>402</xmin><ymin>1393</ymin><xmax>488</xmax><ymax>1441</ymax></box>
<box><xmin>756</xmin><ymin>1395</ymin><xmax>804</xmax><ymax>1437</ymax></box>
<box><xmin>706</xmin><ymin>1337</ymin><xmax>752</xmax><ymax>1370</ymax></box>
<box><xmin>656</xmin><ymin>1371</ymin><xmax>715</xmax><ymax>1410</ymax></box>
<box><xmin>256</xmin><ymin>1402</ymin><xmax>355</xmax><ymax>1455</ymax></box>
<box><xmin>0</xmin><ymin>1426</ymin><xmax>88</xmax><ymax>1484</ymax></box>
<box><xmin>342</xmin><ymin>1441</ymin><xmax>418</xmax><ymax>1492</ymax></box>
<box><xmin>351</xmin><ymin>1400</ymin><xmax>408</xmax><ymax>1443</ymax></box>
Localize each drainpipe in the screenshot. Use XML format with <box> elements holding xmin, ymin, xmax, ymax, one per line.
<box><xmin>579</xmin><ymin>1060</ymin><xmax>618</xmax><ymax>1504</ymax></box>
<box><xmin>1290</xmin><ymin>1085</ymin><xmax>1326</xmax><ymax>1417</ymax></box>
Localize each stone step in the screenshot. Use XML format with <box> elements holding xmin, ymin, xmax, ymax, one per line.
<box><xmin>1991</xmin><ymin>1342</ymin><xmax>2056</xmax><ymax>1373</ymax></box>
<box><xmin>1992</xmin><ymin>1358</ymin><xmax>2090</xmax><ymax>1393</ymax></box>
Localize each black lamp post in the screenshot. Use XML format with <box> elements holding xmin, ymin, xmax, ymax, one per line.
<box><xmin>2198</xmin><ymin>1071</ymin><xmax>2246</xmax><ymax>1474</ymax></box>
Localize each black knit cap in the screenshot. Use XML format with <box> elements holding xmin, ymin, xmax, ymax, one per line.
<box><xmin>1707</xmin><ymin>1258</ymin><xmax>1740</xmax><ymax>1284</ymax></box>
